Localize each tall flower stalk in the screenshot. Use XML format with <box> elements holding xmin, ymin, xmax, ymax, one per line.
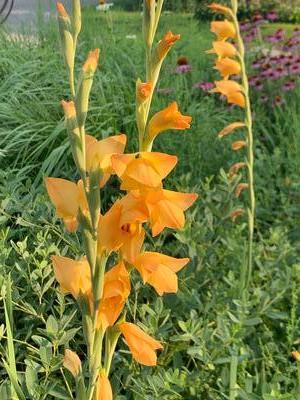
<box><xmin>207</xmin><ymin>1</ymin><xmax>255</xmax><ymax>293</ymax></box>
<box><xmin>45</xmin><ymin>1</ymin><xmax>197</xmax><ymax>399</ymax></box>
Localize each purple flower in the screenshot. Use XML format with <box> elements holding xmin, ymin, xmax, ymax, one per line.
<box><xmin>240</xmin><ymin>21</ymin><xmax>250</xmax><ymax>32</ymax></box>
<box><xmin>289</xmin><ymin>64</ymin><xmax>300</xmax><ymax>75</ymax></box>
<box><xmin>282</xmin><ymin>80</ymin><xmax>296</xmax><ymax>91</ymax></box>
<box><xmin>193</xmin><ymin>81</ymin><xmax>214</xmax><ymax>92</ymax></box>
<box><xmin>252</xmin><ymin>59</ymin><xmax>262</xmax><ymax>69</ymax></box>
<box><xmin>254</xmin><ymin>79</ymin><xmax>264</xmax><ymax>90</ymax></box>
<box><xmin>292</xmin><ymin>27</ymin><xmax>300</xmax><ymax>36</ymax></box>
<box><xmin>260</xmin><ymin>95</ymin><xmax>269</xmax><ymax>103</ymax></box>
<box><xmin>274</xmin><ymin>66</ymin><xmax>288</xmax><ymax>78</ymax></box>
<box><xmin>175</xmin><ymin>64</ymin><xmax>192</xmax><ymax>74</ymax></box>
<box><xmin>266</xmin><ymin>11</ymin><xmax>278</xmax><ymax>22</ymax></box>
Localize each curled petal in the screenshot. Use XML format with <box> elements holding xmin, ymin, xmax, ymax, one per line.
<box><xmin>218</xmin><ymin>122</ymin><xmax>246</xmax><ymax>138</ymax></box>
<box><xmin>231</xmin><ymin>140</ymin><xmax>247</xmax><ymax>151</ymax></box>
<box><xmin>235</xmin><ymin>183</ymin><xmax>249</xmax><ymax>197</ymax></box>
<box><xmin>228</xmin><ymin>162</ymin><xmax>246</xmax><ymax>177</ymax></box>
<box><xmin>230</xmin><ymin>208</ymin><xmax>245</xmax><ymax>222</ymax></box>
<box><xmin>208</xmin><ymin>3</ymin><xmax>233</xmax><ymax>16</ymax></box>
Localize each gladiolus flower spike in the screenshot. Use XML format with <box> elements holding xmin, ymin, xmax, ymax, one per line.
<box><xmin>207</xmin><ymin>2</ymin><xmax>256</xmax><ymax>294</ymax></box>
<box><xmin>45</xmin><ymin>0</ymin><xmax>198</xmax><ymax>398</ymax></box>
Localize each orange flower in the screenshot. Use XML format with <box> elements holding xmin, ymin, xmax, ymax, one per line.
<box><xmin>132</xmin><ymin>188</ymin><xmax>198</xmax><ymax>236</ymax></box>
<box><xmin>218</xmin><ymin>121</ymin><xmax>246</xmax><ymax>138</ymax></box>
<box><xmin>97</xmin><ymin>262</ymin><xmax>131</xmax><ymax>330</ymax></box>
<box><xmin>97</xmin><ymin>194</ymin><xmax>148</xmax><ymax>262</ymax></box>
<box><xmin>157</xmin><ymin>31</ymin><xmax>181</xmax><ymax>61</ymax></box>
<box><xmin>57</xmin><ymin>2</ymin><xmax>69</xmax><ymax>18</ymax></box>
<box><xmin>208</xmin><ymin>3</ymin><xmax>233</xmax><ymax>16</ymax></box>
<box><xmin>51</xmin><ymin>255</ymin><xmax>91</xmax><ymax>299</ymax></box>
<box><xmin>63</xmin><ymin>349</ymin><xmax>82</xmax><ymax>378</ymax></box>
<box><xmin>111</xmin><ymin>152</ymin><xmax>178</xmax><ymax>191</ymax></box>
<box><xmin>212</xmin><ymin>80</ymin><xmax>245</xmax><ymax>107</ymax></box>
<box><xmin>136</xmin><ymin>79</ymin><xmax>153</xmax><ymax>103</ymax></box>
<box><xmin>45</xmin><ymin>178</ymin><xmax>88</xmax><ymax>232</ymax></box>
<box><xmin>215</xmin><ymin>58</ymin><xmax>241</xmax><ymax>79</ymax></box>
<box><xmin>230</xmin><ymin>208</ymin><xmax>244</xmax><ymax>222</ymax></box>
<box><xmin>147</xmin><ymin>102</ymin><xmax>192</xmax><ymax>141</ymax></box>
<box><xmin>61</xmin><ymin>100</ymin><xmax>77</xmax><ymax>119</ymax></box>
<box><xmin>85</xmin><ymin>133</ymin><xmax>127</xmax><ymax>186</ymax></box>
<box><xmin>207</xmin><ymin>41</ymin><xmax>237</xmax><ymax>59</ymax></box>
<box><xmin>119</xmin><ymin>322</ymin><xmax>163</xmax><ymax>366</ymax></box>
<box><xmin>292</xmin><ymin>351</ymin><xmax>300</xmax><ymax>362</ymax></box>
<box><xmin>133</xmin><ymin>252</ymin><xmax>189</xmax><ymax>295</ymax></box>
<box><xmin>210</xmin><ymin>20</ymin><xmax>236</xmax><ymax>40</ymax></box>
<box><xmin>96</xmin><ymin>373</ymin><xmax>113</xmax><ymax>400</ymax></box>
<box><xmin>83</xmin><ymin>48</ymin><xmax>100</xmax><ymax>73</ymax></box>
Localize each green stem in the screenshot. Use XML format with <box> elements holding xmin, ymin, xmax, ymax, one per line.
<box><xmin>233</xmin><ymin>8</ymin><xmax>255</xmax><ymax>293</ymax></box>
<box><xmin>229</xmin><ymin>355</ymin><xmax>238</xmax><ymax>400</ymax></box>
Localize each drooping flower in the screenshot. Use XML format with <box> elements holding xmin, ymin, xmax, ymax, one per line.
<box><xmin>147</xmin><ymin>102</ymin><xmax>192</xmax><ymax>141</ymax></box>
<box><xmin>111</xmin><ymin>152</ymin><xmax>178</xmax><ymax>191</ymax></box>
<box><xmin>207</xmin><ymin>41</ymin><xmax>237</xmax><ymax>59</ymax></box>
<box><xmin>212</xmin><ymin>80</ymin><xmax>245</xmax><ymax>107</ymax></box>
<box><xmin>218</xmin><ymin>122</ymin><xmax>246</xmax><ymax>138</ymax></box>
<box><xmin>51</xmin><ymin>255</ymin><xmax>91</xmax><ymax>299</ymax></box>
<box><xmin>119</xmin><ymin>322</ymin><xmax>163</xmax><ymax>366</ymax></box>
<box><xmin>133</xmin><ymin>252</ymin><xmax>189</xmax><ymax>295</ymax></box>
<box><xmin>210</xmin><ymin>20</ymin><xmax>236</xmax><ymax>40</ymax></box>
<box><xmin>228</xmin><ymin>162</ymin><xmax>246</xmax><ymax>177</ymax></box>
<box><xmin>45</xmin><ymin>178</ymin><xmax>88</xmax><ymax>232</ymax></box>
<box><xmin>85</xmin><ymin>133</ymin><xmax>127</xmax><ymax>186</ymax></box>
<box><xmin>230</xmin><ymin>208</ymin><xmax>244</xmax><ymax>222</ymax></box>
<box><xmin>231</xmin><ymin>140</ymin><xmax>247</xmax><ymax>151</ymax></box>
<box><xmin>215</xmin><ymin>58</ymin><xmax>241</xmax><ymax>79</ymax></box>
<box><xmin>97</xmin><ymin>262</ymin><xmax>131</xmax><ymax>330</ymax></box>
<box><xmin>63</xmin><ymin>349</ymin><xmax>82</xmax><ymax>378</ymax></box>
<box><xmin>96</xmin><ymin>372</ymin><xmax>113</xmax><ymax>400</ymax></box>
<box><xmin>235</xmin><ymin>183</ymin><xmax>249</xmax><ymax>197</ymax></box>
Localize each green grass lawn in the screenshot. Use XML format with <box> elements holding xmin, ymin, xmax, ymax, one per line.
<box><xmin>0</xmin><ymin>10</ymin><xmax>300</xmax><ymax>400</ymax></box>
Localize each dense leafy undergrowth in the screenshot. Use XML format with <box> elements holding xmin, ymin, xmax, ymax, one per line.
<box><xmin>0</xmin><ymin>10</ymin><xmax>300</xmax><ymax>400</ymax></box>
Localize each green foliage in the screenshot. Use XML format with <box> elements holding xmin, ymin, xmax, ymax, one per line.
<box><xmin>0</xmin><ymin>9</ymin><xmax>299</xmax><ymax>400</ymax></box>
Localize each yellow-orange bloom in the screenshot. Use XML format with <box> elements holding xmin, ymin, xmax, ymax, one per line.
<box><xmin>207</xmin><ymin>41</ymin><xmax>237</xmax><ymax>59</ymax></box>
<box><xmin>157</xmin><ymin>31</ymin><xmax>181</xmax><ymax>61</ymax></box>
<box><xmin>96</xmin><ymin>373</ymin><xmax>113</xmax><ymax>400</ymax></box>
<box><xmin>111</xmin><ymin>152</ymin><xmax>178</xmax><ymax>191</ymax></box>
<box><xmin>119</xmin><ymin>322</ymin><xmax>163</xmax><ymax>366</ymax></box>
<box><xmin>97</xmin><ymin>262</ymin><xmax>131</xmax><ymax>330</ymax></box>
<box><xmin>97</xmin><ymin>194</ymin><xmax>148</xmax><ymax>262</ymax></box>
<box><xmin>51</xmin><ymin>255</ymin><xmax>91</xmax><ymax>299</ymax></box>
<box><xmin>292</xmin><ymin>351</ymin><xmax>300</xmax><ymax>362</ymax></box>
<box><xmin>85</xmin><ymin>133</ymin><xmax>127</xmax><ymax>186</ymax></box>
<box><xmin>218</xmin><ymin>121</ymin><xmax>246</xmax><ymax>138</ymax></box>
<box><xmin>208</xmin><ymin>3</ymin><xmax>233</xmax><ymax>16</ymax></box>
<box><xmin>83</xmin><ymin>48</ymin><xmax>100</xmax><ymax>73</ymax></box>
<box><xmin>61</xmin><ymin>100</ymin><xmax>76</xmax><ymax>119</ymax></box>
<box><xmin>45</xmin><ymin>178</ymin><xmax>88</xmax><ymax>232</ymax></box>
<box><xmin>215</xmin><ymin>58</ymin><xmax>241</xmax><ymax>79</ymax></box>
<box><xmin>147</xmin><ymin>102</ymin><xmax>192</xmax><ymax>141</ymax></box>
<box><xmin>57</xmin><ymin>2</ymin><xmax>69</xmax><ymax>18</ymax></box>
<box><xmin>213</xmin><ymin>80</ymin><xmax>245</xmax><ymax>107</ymax></box>
<box><xmin>133</xmin><ymin>189</ymin><xmax>198</xmax><ymax>236</ymax></box>
<box><xmin>210</xmin><ymin>20</ymin><xmax>236</xmax><ymax>40</ymax></box>
<box><xmin>63</xmin><ymin>349</ymin><xmax>82</xmax><ymax>378</ymax></box>
<box><xmin>136</xmin><ymin>80</ymin><xmax>153</xmax><ymax>103</ymax></box>
<box><xmin>133</xmin><ymin>252</ymin><xmax>189</xmax><ymax>295</ymax></box>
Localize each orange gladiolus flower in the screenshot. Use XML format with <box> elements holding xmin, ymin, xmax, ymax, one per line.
<box><xmin>85</xmin><ymin>133</ymin><xmax>127</xmax><ymax>186</ymax></box>
<box><xmin>51</xmin><ymin>255</ymin><xmax>91</xmax><ymax>299</ymax></box>
<box><xmin>215</xmin><ymin>58</ymin><xmax>241</xmax><ymax>79</ymax></box>
<box><xmin>210</xmin><ymin>20</ymin><xmax>236</xmax><ymax>40</ymax></box>
<box><xmin>98</xmin><ymin>194</ymin><xmax>148</xmax><ymax>262</ymax></box>
<box><xmin>207</xmin><ymin>41</ymin><xmax>237</xmax><ymax>59</ymax></box>
<box><xmin>213</xmin><ymin>80</ymin><xmax>245</xmax><ymax>107</ymax></box>
<box><xmin>83</xmin><ymin>48</ymin><xmax>100</xmax><ymax>73</ymax></box>
<box><xmin>235</xmin><ymin>183</ymin><xmax>249</xmax><ymax>197</ymax></box>
<box><xmin>45</xmin><ymin>177</ymin><xmax>88</xmax><ymax>232</ymax></box>
<box><xmin>147</xmin><ymin>102</ymin><xmax>192</xmax><ymax>141</ymax></box>
<box><xmin>228</xmin><ymin>162</ymin><xmax>246</xmax><ymax>177</ymax></box>
<box><xmin>63</xmin><ymin>349</ymin><xmax>82</xmax><ymax>378</ymax></box>
<box><xmin>119</xmin><ymin>322</ymin><xmax>163</xmax><ymax>366</ymax></box>
<box><xmin>97</xmin><ymin>262</ymin><xmax>131</xmax><ymax>330</ymax></box>
<box><xmin>231</xmin><ymin>140</ymin><xmax>247</xmax><ymax>151</ymax></box>
<box><xmin>208</xmin><ymin>3</ymin><xmax>233</xmax><ymax>16</ymax></box>
<box><xmin>134</xmin><ymin>188</ymin><xmax>198</xmax><ymax>236</ymax></box>
<box><xmin>96</xmin><ymin>373</ymin><xmax>113</xmax><ymax>400</ymax></box>
<box><xmin>157</xmin><ymin>31</ymin><xmax>181</xmax><ymax>61</ymax></box>
<box><xmin>111</xmin><ymin>152</ymin><xmax>178</xmax><ymax>191</ymax></box>
<box><xmin>136</xmin><ymin>80</ymin><xmax>153</xmax><ymax>103</ymax></box>
<box><xmin>133</xmin><ymin>252</ymin><xmax>189</xmax><ymax>295</ymax></box>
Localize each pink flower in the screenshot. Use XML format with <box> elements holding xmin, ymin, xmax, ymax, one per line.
<box><xmin>175</xmin><ymin>64</ymin><xmax>192</xmax><ymax>74</ymax></box>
